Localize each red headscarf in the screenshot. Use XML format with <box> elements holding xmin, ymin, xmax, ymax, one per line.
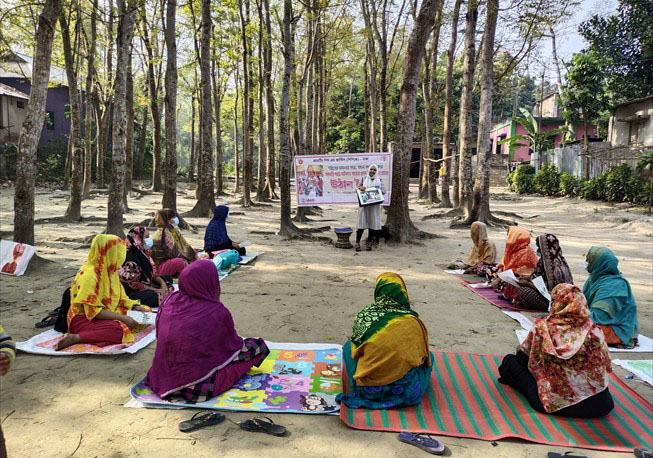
<box><xmin>499</xmin><ymin>226</ymin><xmax>538</xmax><ymax>276</ymax></box>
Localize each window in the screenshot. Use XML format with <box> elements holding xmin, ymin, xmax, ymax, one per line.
<box><xmin>629</xmin><ymin>120</ymin><xmax>644</xmax><ymax>145</ymax></box>
<box><xmin>495</xmin><ymin>134</ymin><xmax>506</xmax><ymax>154</ymax></box>
<box><xmin>16</xmin><ymin>100</ymin><xmax>25</xmax><ymax>109</ymax></box>
<box><xmin>45</xmin><ymin>111</ymin><xmax>55</xmax><ymax>130</ymax></box>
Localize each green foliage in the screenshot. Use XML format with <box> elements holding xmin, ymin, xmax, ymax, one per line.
<box><xmin>36</xmin><ymin>138</ymin><xmax>68</xmax><ymax>183</ymax></box>
<box><xmin>580</xmin><ymin>173</ymin><xmax>607</xmax><ymax>200</ymax></box>
<box><xmin>499</xmin><ymin>108</ymin><xmax>564</xmax><ymax>156</ymax></box>
<box><xmin>559</xmin><ymin>171</ymin><xmax>581</xmax><ymax>197</ymax></box>
<box><xmin>575</xmin><ymin>164</ymin><xmax>648</xmax><ymax>204</ymax></box>
<box><xmin>533</xmin><ymin>163</ymin><xmax>561</xmax><ymax>196</ymax></box>
<box><xmin>0</xmin><ymin>143</ymin><xmax>17</xmax><ymax>179</ymax></box>
<box><xmin>507</xmin><ymin>163</ymin><xmax>535</xmax><ymax>194</ymax></box>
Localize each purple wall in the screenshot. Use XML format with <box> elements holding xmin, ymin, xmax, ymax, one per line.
<box><xmin>0</xmin><ymin>77</ymin><xmax>70</xmax><ymax>146</ymax></box>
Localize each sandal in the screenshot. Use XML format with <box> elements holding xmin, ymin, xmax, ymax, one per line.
<box><xmin>635</xmin><ymin>448</ymin><xmax>653</xmax><ymax>458</ymax></box>
<box><xmin>398</xmin><ymin>432</ymin><xmax>445</xmax><ymax>455</ymax></box>
<box><xmin>355</xmin><ymin>243</ymin><xmax>361</xmax><ymax>252</ymax></box>
<box><xmin>178</xmin><ymin>411</ymin><xmax>225</xmax><ymax>433</ymax></box>
<box><xmin>366</xmin><ymin>243</ymin><xmax>372</xmax><ymax>251</ymax></box>
<box><xmin>547</xmin><ymin>453</ymin><xmax>590</xmax><ymax>458</ymax></box>
<box><xmin>35</xmin><ymin>308</ymin><xmax>60</xmax><ymax>328</ymax></box>
<box><xmin>239</xmin><ymin>416</ymin><xmax>287</xmax><ymax>436</ymax></box>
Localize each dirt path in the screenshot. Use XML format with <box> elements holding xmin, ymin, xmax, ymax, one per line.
<box><xmin>0</xmin><ymin>184</ymin><xmax>651</xmax><ymax>457</ymax></box>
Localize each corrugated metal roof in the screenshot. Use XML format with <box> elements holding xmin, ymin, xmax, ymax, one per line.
<box><xmin>0</xmin><ymin>82</ymin><xmax>29</xmax><ymax>99</ymax></box>
<box><xmin>0</xmin><ymin>51</ymin><xmax>67</xmax><ymax>86</ymax></box>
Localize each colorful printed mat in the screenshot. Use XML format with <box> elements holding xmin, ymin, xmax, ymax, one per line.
<box><xmin>435</xmin><ymin>263</ymin><xmax>486</xmax><ymax>284</ymax></box>
<box><xmin>340</xmin><ymin>351</ymin><xmax>653</xmax><ymax>452</ymax></box>
<box><xmin>16</xmin><ymin>325</ymin><xmax>155</xmax><ymax>356</ymax></box>
<box><xmin>130</xmin><ymin>342</ymin><xmax>343</xmax><ymax>414</ymax></box>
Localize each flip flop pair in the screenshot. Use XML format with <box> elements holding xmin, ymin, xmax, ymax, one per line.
<box><xmin>179</xmin><ymin>413</ymin><xmax>287</xmax><ymax>437</ymax></box>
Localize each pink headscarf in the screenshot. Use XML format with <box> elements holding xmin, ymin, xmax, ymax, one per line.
<box><xmin>145</xmin><ymin>260</ymin><xmax>244</xmax><ymax>397</ymax></box>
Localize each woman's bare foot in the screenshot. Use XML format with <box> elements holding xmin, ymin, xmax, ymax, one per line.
<box><xmin>56</xmin><ymin>333</ymin><xmax>81</xmax><ymax>350</ymax></box>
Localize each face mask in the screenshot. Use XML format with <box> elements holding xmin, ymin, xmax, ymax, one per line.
<box><xmin>144</xmin><ymin>237</ymin><xmax>153</xmax><ymax>249</ymax></box>
<box><xmin>583</xmin><ymin>260</ymin><xmax>589</xmax><ymax>271</ymax></box>
<box><xmin>172</xmin><ymin>216</ymin><xmax>179</xmax><ymax>227</ymax></box>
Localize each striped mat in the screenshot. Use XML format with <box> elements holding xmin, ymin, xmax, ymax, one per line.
<box><xmin>462</xmin><ymin>282</ymin><xmax>544</xmax><ymax>312</ymax></box>
<box><xmin>339</xmin><ymin>351</ymin><xmax>653</xmax><ymax>452</ymax></box>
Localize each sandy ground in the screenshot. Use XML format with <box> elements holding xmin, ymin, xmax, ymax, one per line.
<box><xmin>0</xmin><ymin>182</ymin><xmax>651</xmax><ymax>458</ymax></box>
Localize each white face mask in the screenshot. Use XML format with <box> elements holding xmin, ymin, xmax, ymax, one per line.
<box><xmin>583</xmin><ymin>260</ymin><xmax>589</xmax><ymax>271</ymax></box>
<box><xmin>144</xmin><ymin>237</ymin><xmax>153</xmax><ymax>249</ymax></box>
<box><xmin>172</xmin><ymin>216</ymin><xmax>179</xmax><ymax>227</ymax></box>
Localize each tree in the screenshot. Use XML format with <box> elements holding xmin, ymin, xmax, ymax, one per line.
<box><xmin>13</xmin><ymin>0</ymin><xmax>63</xmax><ymax>245</ymax></box>
<box><xmin>60</xmin><ymin>9</ymin><xmax>83</xmax><ymax>221</ymax></box>
<box><xmin>105</xmin><ymin>0</ymin><xmax>136</xmax><ymax>236</ymax></box>
<box><xmin>385</xmin><ymin>0</ymin><xmax>443</xmax><ymax>242</ymax></box>
<box><xmin>439</xmin><ymin>0</ymin><xmax>462</xmax><ymax>208</ymax></box>
<box><xmin>579</xmin><ymin>0</ymin><xmax>653</xmax><ymax>103</ymax></box>
<box><xmin>560</xmin><ymin>50</ymin><xmax>610</xmax><ymax>178</ymax></box>
<box><xmin>455</xmin><ymin>0</ymin><xmax>478</xmax><ymax>217</ymax></box>
<box><xmin>162</xmin><ymin>0</ymin><xmax>178</xmax><ymax>210</ymax></box>
<box><xmin>262</xmin><ymin>0</ymin><xmax>277</xmax><ymax>198</ymax></box>
<box><xmin>82</xmin><ymin>0</ymin><xmax>97</xmax><ymax>198</ymax></box>
<box><xmin>238</xmin><ymin>0</ymin><xmax>255</xmax><ymax>206</ymax></box>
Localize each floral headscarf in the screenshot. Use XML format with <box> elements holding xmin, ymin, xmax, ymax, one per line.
<box><xmin>532</xmin><ymin>234</ymin><xmax>573</xmax><ymax>291</ymax></box>
<box><xmin>151</xmin><ymin>209</ymin><xmax>197</xmax><ymax>263</ymax></box>
<box><xmin>350</xmin><ymin>272</ymin><xmax>417</xmax><ymax>345</ymax></box>
<box><xmin>520</xmin><ymin>283</ymin><xmax>611</xmax><ymax>413</ymax></box>
<box><xmin>463</xmin><ymin>222</ymin><xmax>497</xmax><ymax>267</ymax></box>
<box><xmin>500</xmin><ymin>226</ymin><xmax>539</xmax><ymax>276</ymax></box>
<box><xmin>120</xmin><ymin>226</ymin><xmax>156</xmax><ymax>285</ymax></box>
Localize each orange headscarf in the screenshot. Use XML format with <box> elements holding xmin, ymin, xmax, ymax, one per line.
<box><xmin>499</xmin><ymin>226</ymin><xmax>538</xmax><ymax>276</ymax></box>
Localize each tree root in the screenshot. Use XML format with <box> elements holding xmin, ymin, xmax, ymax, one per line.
<box><xmin>493</xmin><ymin>210</ymin><xmax>523</xmax><ymax>219</ymax></box>
<box><xmin>298</xmin><ymin>225</ymin><xmax>331</xmax><ymax>233</ymax></box>
<box><xmin>421</xmin><ymin>207</ymin><xmax>463</xmax><ymax>221</ymax></box>
<box><xmin>449</xmin><ymin>212</ymin><xmax>515</xmax><ymax>229</ymax></box>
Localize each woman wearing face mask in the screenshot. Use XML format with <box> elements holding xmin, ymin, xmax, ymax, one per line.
<box><xmin>151</xmin><ymin>209</ymin><xmax>197</xmax><ymax>277</ymax></box>
<box><xmin>119</xmin><ymin>226</ymin><xmax>173</xmax><ymax>307</ymax></box>
<box><xmin>356</xmin><ymin>164</ymin><xmax>386</xmax><ymax>252</ymax></box>
<box><xmin>583</xmin><ymin>246</ymin><xmax>639</xmax><ymax>348</ymax></box>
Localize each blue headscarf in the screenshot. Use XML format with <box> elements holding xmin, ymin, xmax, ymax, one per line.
<box><xmin>204</xmin><ymin>205</ymin><xmax>230</xmax><ymax>251</ymax></box>
<box><xmin>582</xmin><ymin>246</ymin><xmax>638</xmax><ymax>346</ymax></box>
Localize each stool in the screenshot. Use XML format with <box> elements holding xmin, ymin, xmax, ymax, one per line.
<box><xmin>334</xmin><ymin>227</ymin><xmax>353</xmax><ymax>249</ymax></box>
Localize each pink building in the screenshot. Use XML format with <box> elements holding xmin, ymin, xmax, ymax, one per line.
<box><xmin>490</xmin><ymin>94</ymin><xmax>599</xmax><ymax>162</ymax></box>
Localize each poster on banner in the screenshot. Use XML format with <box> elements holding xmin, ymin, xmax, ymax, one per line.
<box><xmin>0</xmin><ymin>240</ymin><xmax>36</xmax><ymax>276</ymax></box>
<box><xmin>293</xmin><ymin>153</ymin><xmax>392</xmax><ymax>207</ymax></box>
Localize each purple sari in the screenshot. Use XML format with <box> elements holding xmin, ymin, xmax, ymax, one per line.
<box><xmin>145</xmin><ymin>260</ymin><xmax>245</xmax><ymax>398</ymax></box>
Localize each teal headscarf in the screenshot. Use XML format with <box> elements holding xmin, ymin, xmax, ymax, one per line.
<box><xmin>582</xmin><ymin>246</ymin><xmax>638</xmax><ymax>346</ymax></box>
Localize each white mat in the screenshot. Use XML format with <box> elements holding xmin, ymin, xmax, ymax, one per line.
<box><xmin>612</xmin><ymin>359</ymin><xmax>653</xmax><ymax>385</ymax></box>
<box><xmin>238</xmin><ymin>251</ymin><xmax>262</xmax><ymax>265</ymax></box>
<box><xmin>514</xmin><ymin>328</ymin><xmax>653</xmax><ymax>353</ymax></box>
<box><xmin>16</xmin><ymin>328</ymin><xmax>156</xmax><ymax>356</ymax></box>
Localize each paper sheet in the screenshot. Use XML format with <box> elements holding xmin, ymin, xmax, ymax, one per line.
<box><xmin>498</xmin><ymin>269</ymin><xmax>520</xmax><ymax>288</ymax></box>
<box><xmin>531</xmin><ymin>276</ymin><xmax>551</xmax><ymax>302</ymax></box>
<box><xmin>468</xmin><ymin>282</ymin><xmax>491</xmax><ymax>289</ymax></box>
<box><xmin>502</xmin><ymin>310</ymin><xmax>533</xmax><ymax>331</ymax></box>
<box><xmin>443</xmin><ymin>269</ymin><xmax>465</xmax><ymax>275</ymax></box>
<box><xmin>127</xmin><ymin>310</ymin><xmax>156</xmax><ymax>325</ymax></box>
<box><xmin>239</xmin><ymin>240</ymin><xmax>252</xmax><ymax>248</ymax></box>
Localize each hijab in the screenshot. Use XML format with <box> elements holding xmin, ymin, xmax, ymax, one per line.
<box><xmin>582</xmin><ymin>246</ymin><xmax>638</xmax><ymax>346</ymax></box>
<box><xmin>500</xmin><ymin>226</ymin><xmax>539</xmax><ymax>276</ymax></box>
<box><xmin>463</xmin><ymin>222</ymin><xmax>497</xmax><ymax>267</ymax></box>
<box><xmin>361</xmin><ymin>164</ymin><xmax>383</xmax><ymax>189</ymax></box>
<box><xmin>532</xmin><ymin>234</ymin><xmax>573</xmax><ymax>291</ymax></box>
<box><xmin>151</xmin><ymin>209</ymin><xmax>196</xmax><ymax>263</ymax></box>
<box><xmin>121</xmin><ymin>226</ymin><xmax>155</xmax><ymax>281</ymax></box>
<box><xmin>145</xmin><ymin>260</ymin><xmax>245</xmax><ymax>398</ymax></box>
<box><xmin>520</xmin><ymin>283</ymin><xmax>611</xmax><ymax>413</ymax></box>
<box><xmin>204</xmin><ymin>205</ymin><xmax>230</xmax><ymax>250</ymax></box>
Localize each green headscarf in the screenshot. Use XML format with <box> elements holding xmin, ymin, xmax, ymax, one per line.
<box><xmin>351</xmin><ymin>272</ymin><xmax>418</xmax><ymax>346</ymax></box>
<box><xmin>582</xmin><ymin>246</ymin><xmax>638</xmax><ymax>346</ymax></box>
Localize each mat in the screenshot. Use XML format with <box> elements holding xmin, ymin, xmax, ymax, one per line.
<box><xmin>463</xmin><ymin>283</ymin><xmax>532</xmax><ymax>311</ymax></box>
<box><xmin>339</xmin><ymin>351</ymin><xmax>653</xmax><ymax>452</ymax></box>
<box><xmin>613</xmin><ymin>360</ymin><xmax>653</xmax><ymax>386</ymax></box>
<box><xmin>16</xmin><ymin>325</ymin><xmax>155</xmax><ymax>356</ymax></box>
<box><xmin>130</xmin><ymin>342</ymin><xmax>342</xmax><ymax>414</ymax></box>
<box><xmin>239</xmin><ymin>252</ymin><xmax>262</xmax><ymax>264</ymax></box>
<box><xmin>435</xmin><ymin>263</ymin><xmax>486</xmax><ymax>284</ymax></box>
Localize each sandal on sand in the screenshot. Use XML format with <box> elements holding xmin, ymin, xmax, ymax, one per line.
<box><xmin>635</xmin><ymin>449</ymin><xmax>653</xmax><ymax>458</ymax></box>
<box><xmin>366</xmin><ymin>243</ymin><xmax>372</xmax><ymax>251</ymax></box>
<box><xmin>178</xmin><ymin>411</ymin><xmax>225</xmax><ymax>433</ymax></box>
<box><xmin>35</xmin><ymin>308</ymin><xmax>60</xmax><ymax>328</ymax></box>
<box><xmin>239</xmin><ymin>416</ymin><xmax>287</xmax><ymax>436</ymax></box>
<box><xmin>398</xmin><ymin>432</ymin><xmax>445</xmax><ymax>455</ymax></box>
<box><xmin>355</xmin><ymin>243</ymin><xmax>361</xmax><ymax>252</ymax></box>
<box><xmin>547</xmin><ymin>453</ymin><xmax>590</xmax><ymax>458</ymax></box>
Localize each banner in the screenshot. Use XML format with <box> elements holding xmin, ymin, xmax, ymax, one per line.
<box><xmin>294</xmin><ymin>153</ymin><xmax>392</xmax><ymax>207</ymax></box>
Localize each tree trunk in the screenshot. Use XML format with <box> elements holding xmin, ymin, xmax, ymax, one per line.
<box><xmin>440</xmin><ymin>0</ymin><xmax>462</xmax><ymax>208</ymax></box>
<box><xmin>456</xmin><ymin>0</ymin><xmax>478</xmax><ymax>217</ymax></box>
<box><xmin>162</xmin><ymin>0</ymin><xmax>178</xmax><ymax>210</ymax></box>
<box><xmin>239</xmin><ymin>0</ymin><xmax>254</xmax><ymax>206</ymax></box>
<box><xmin>96</xmin><ymin>0</ymin><xmax>114</xmax><ymax>191</ymax></box>
<box><xmin>82</xmin><ymin>0</ymin><xmax>97</xmax><ymax>198</ymax></box>
<box><xmin>279</xmin><ymin>0</ymin><xmax>300</xmax><ymax>235</ymax></box>
<box><xmin>468</xmin><ymin>0</ymin><xmax>498</xmax><ymax>224</ymax></box>
<box><xmin>105</xmin><ymin>0</ymin><xmax>136</xmax><ymax>237</ymax></box>
<box><xmin>256</xmin><ymin>2</ymin><xmax>267</xmax><ymax>202</ymax></box>
<box><xmin>262</xmin><ymin>0</ymin><xmax>276</xmax><ymax>198</ymax></box>
<box><xmin>189</xmin><ymin>90</ymin><xmax>196</xmax><ymax>183</ymax></box>
<box><xmin>186</xmin><ymin>0</ymin><xmax>215</xmax><ymax>216</ymax></box>
<box><xmin>233</xmin><ymin>90</ymin><xmax>240</xmax><ymax>191</ymax></box>
<box><xmin>427</xmin><ymin>2</ymin><xmax>444</xmax><ymax>203</ymax></box>
<box><xmin>385</xmin><ymin>0</ymin><xmax>442</xmax><ymax>242</ymax></box>
<box><xmin>14</xmin><ymin>0</ymin><xmax>62</xmax><ymax>244</ymax></box>
<box><xmin>124</xmin><ymin>51</ymin><xmax>134</xmax><ymax>210</ymax></box>
<box><xmin>60</xmin><ymin>13</ymin><xmax>83</xmax><ymax>221</ymax></box>
<box><xmin>212</xmin><ymin>56</ymin><xmax>224</xmax><ymax>196</ymax></box>
<box><xmin>140</xmin><ymin>12</ymin><xmax>163</xmax><ymax>192</ymax></box>
<box><xmin>137</xmin><ymin>102</ymin><xmax>147</xmax><ymax>179</ymax></box>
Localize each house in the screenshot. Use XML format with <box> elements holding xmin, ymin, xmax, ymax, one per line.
<box><xmin>489</xmin><ymin>93</ymin><xmax>599</xmax><ymax>163</ymax></box>
<box><xmin>0</xmin><ymin>51</ymin><xmax>70</xmax><ymax>146</ymax></box>
<box><xmin>0</xmin><ymin>83</ymin><xmax>29</xmax><ymax>144</ymax></box>
<box><xmin>608</xmin><ymin>95</ymin><xmax>653</xmax><ymax>147</ymax></box>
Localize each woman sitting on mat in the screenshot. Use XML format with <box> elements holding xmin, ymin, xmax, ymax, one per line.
<box><xmin>119</xmin><ymin>226</ymin><xmax>173</xmax><ymax>308</ymax></box>
<box><xmin>512</xmin><ymin>234</ymin><xmax>573</xmax><ymax>311</ymax></box>
<box><xmin>583</xmin><ymin>246</ymin><xmax>638</xmax><ymax>348</ymax></box>
<box><xmin>336</xmin><ymin>272</ymin><xmax>432</xmax><ymax>409</ymax></box>
<box><xmin>498</xmin><ymin>283</ymin><xmax>614</xmax><ymax>417</ymax></box>
<box><xmin>461</xmin><ymin>221</ymin><xmax>497</xmax><ymax>275</ymax></box>
<box><xmin>204</xmin><ymin>205</ymin><xmax>246</xmax><ymax>257</ymax></box>
<box><xmin>492</xmin><ymin>226</ymin><xmax>539</xmax><ymax>300</ymax></box>
<box><xmin>145</xmin><ymin>260</ymin><xmax>269</xmax><ymax>403</ymax></box>
<box><xmin>56</xmin><ymin>235</ymin><xmax>150</xmax><ymax>350</ymax></box>
<box><xmin>151</xmin><ymin>209</ymin><xmax>197</xmax><ymax>277</ymax></box>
